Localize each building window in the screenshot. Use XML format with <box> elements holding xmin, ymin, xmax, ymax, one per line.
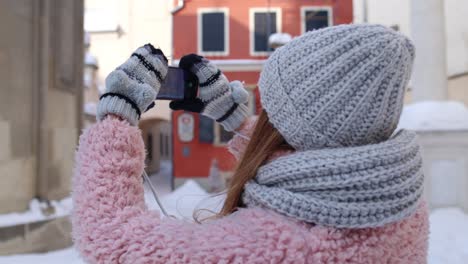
<box><xmin>199</xmin><ymin>115</ymin><xmax>215</xmax><ymax>143</ymax></box>
<box><xmin>301</xmin><ymin>7</ymin><xmax>333</xmax><ymax>34</ymax></box>
<box><xmin>250</xmin><ymin>8</ymin><xmax>282</xmax><ymax>56</ymax></box>
<box><xmin>198</xmin><ymin>8</ymin><xmax>229</xmax><ymax>56</ymax></box>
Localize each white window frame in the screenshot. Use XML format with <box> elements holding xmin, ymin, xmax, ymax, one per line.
<box><xmin>197</xmin><ymin>8</ymin><xmax>230</xmax><ymax>56</ymax></box>
<box><xmin>249</xmin><ymin>7</ymin><xmax>282</xmax><ymax>56</ymax></box>
<box><xmin>301</xmin><ymin>6</ymin><xmax>333</xmax><ymax>34</ymax></box>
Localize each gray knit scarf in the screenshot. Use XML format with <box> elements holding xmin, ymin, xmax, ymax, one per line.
<box><xmin>242</xmin><ymin>130</ymin><xmax>424</xmax><ymax>228</ymax></box>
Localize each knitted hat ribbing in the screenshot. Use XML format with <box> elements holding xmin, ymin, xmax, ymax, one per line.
<box><xmin>259</xmin><ymin>24</ymin><xmax>415</xmax><ymax>150</ymax></box>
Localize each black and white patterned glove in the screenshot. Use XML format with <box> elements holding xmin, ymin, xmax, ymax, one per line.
<box><xmin>169</xmin><ymin>54</ymin><xmax>250</xmax><ymax>131</ymax></box>
<box><xmin>97</xmin><ymin>44</ymin><xmax>168</xmax><ymax>125</ymax></box>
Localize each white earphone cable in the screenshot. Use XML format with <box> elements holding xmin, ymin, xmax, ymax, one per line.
<box><xmin>142</xmin><ymin>170</ymin><xmax>169</xmax><ymax>217</ymax></box>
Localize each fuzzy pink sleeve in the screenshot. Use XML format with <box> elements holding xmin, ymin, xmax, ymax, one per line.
<box><xmin>71</xmin><ymin>116</ymin><xmax>303</xmax><ymax>264</ymax></box>
<box><xmin>72</xmin><ymin>116</ymin><xmax>151</xmax><ymax>262</ymax></box>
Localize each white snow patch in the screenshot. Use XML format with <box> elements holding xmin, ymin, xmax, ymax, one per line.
<box><xmin>0</xmin><ymin>197</ymin><xmax>72</xmax><ymax>228</ymax></box>
<box><xmin>268</xmin><ymin>32</ymin><xmax>292</xmax><ymax>46</ymax></box>
<box><xmin>83</xmin><ymin>102</ymin><xmax>97</xmax><ymax>116</ymax></box>
<box><xmin>398</xmin><ymin>101</ymin><xmax>468</xmax><ymax>131</ymax></box>
<box><xmin>84</xmin><ymin>51</ymin><xmax>98</xmax><ymax>67</ymax></box>
<box><xmin>84</xmin><ymin>32</ymin><xmax>90</xmax><ymax>47</ymax></box>
<box><xmin>144</xmin><ymin>179</ymin><xmax>225</xmax><ymax>220</ymax></box>
<box><xmin>428</xmin><ymin>208</ymin><xmax>468</xmax><ymax>264</ymax></box>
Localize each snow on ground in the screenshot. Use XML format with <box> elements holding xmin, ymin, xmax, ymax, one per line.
<box><xmin>428</xmin><ymin>208</ymin><xmax>468</xmax><ymax>263</ymax></box>
<box><xmin>0</xmin><ymin>197</ymin><xmax>72</xmax><ymax>228</ymax></box>
<box><xmin>144</xmin><ymin>179</ymin><xmax>224</xmax><ymax>219</ymax></box>
<box><xmin>1</xmin><ymin>180</ymin><xmax>467</xmax><ymax>263</ymax></box>
<box><xmin>0</xmin><ymin>248</ymin><xmax>83</xmax><ymax>264</ymax></box>
<box><xmin>398</xmin><ymin>101</ymin><xmax>468</xmax><ymax>131</ymax></box>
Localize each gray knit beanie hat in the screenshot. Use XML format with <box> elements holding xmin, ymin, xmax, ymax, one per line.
<box><xmin>259</xmin><ymin>24</ymin><xmax>415</xmax><ymax>150</ymax></box>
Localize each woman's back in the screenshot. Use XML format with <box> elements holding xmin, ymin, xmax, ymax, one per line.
<box><xmin>72</xmin><ymin>117</ymin><xmax>428</xmax><ymax>264</ymax></box>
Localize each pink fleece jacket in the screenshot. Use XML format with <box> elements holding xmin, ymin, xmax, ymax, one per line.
<box><xmin>72</xmin><ymin>116</ymin><xmax>429</xmax><ymax>264</ymax></box>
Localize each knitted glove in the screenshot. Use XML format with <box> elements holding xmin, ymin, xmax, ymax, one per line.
<box><xmin>169</xmin><ymin>54</ymin><xmax>250</xmax><ymax>131</ymax></box>
<box><xmin>97</xmin><ymin>44</ymin><xmax>168</xmax><ymax>125</ymax></box>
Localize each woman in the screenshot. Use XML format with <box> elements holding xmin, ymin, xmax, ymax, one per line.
<box><xmin>72</xmin><ymin>24</ymin><xmax>428</xmax><ymax>263</ymax></box>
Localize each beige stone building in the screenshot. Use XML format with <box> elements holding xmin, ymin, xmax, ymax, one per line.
<box><xmin>353</xmin><ymin>0</ymin><xmax>468</xmax><ymax>105</ymax></box>
<box><xmin>85</xmin><ymin>0</ymin><xmax>174</xmax><ymax>173</ymax></box>
<box><xmin>0</xmin><ymin>0</ymin><xmax>173</xmax><ymax>255</ymax></box>
<box><xmin>354</xmin><ymin>0</ymin><xmax>468</xmax><ymax>212</ymax></box>
<box><xmin>0</xmin><ymin>0</ymin><xmax>83</xmax><ymax>254</ymax></box>
<box><xmin>84</xmin><ymin>0</ymin><xmax>173</xmax><ymax>120</ymax></box>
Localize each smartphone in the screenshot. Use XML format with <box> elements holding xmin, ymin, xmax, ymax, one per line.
<box><xmin>157</xmin><ymin>67</ymin><xmax>198</xmax><ymax>100</ymax></box>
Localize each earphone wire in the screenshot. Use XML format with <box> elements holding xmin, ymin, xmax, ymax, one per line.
<box><xmin>142</xmin><ymin>170</ymin><xmax>169</xmax><ymax>217</ymax></box>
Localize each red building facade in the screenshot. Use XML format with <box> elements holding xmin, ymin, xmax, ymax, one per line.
<box><xmin>172</xmin><ymin>0</ymin><xmax>353</xmax><ymax>178</ymax></box>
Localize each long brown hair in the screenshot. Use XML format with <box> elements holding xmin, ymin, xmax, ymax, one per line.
<box><xmin>218</xmin><ymin>110</ymin><xmax>293</xmax><ymax>217</ymax></box>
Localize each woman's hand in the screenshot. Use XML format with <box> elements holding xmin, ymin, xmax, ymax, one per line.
<box><xmin>169</xmin><ymin>54</ymin><xmax>250</xmax><ymax>131</ymax></box>
<box><xmin>97</xmin><ymin>44</ymin><xmax>168</xmax><ymax>125</ymax></box>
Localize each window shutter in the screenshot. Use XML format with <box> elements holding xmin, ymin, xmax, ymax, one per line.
<box><xmin>305</xmin><ymin>10</ymin><xmax>329</xmax><ymax>32</ymax></box>
<box><xmin>202</xmin><ymin>12</ymin><xmax>225</xmax><ymax>52</ymax></box>
<box><xmin>199</xmin><ymin>115</ymin><xmax>215</xmax><ymax>143</ymax></box>
<box><xmin>254</xmin><ymin>12</ymin><xmax>277</xmax><ymax>52</ymax></box>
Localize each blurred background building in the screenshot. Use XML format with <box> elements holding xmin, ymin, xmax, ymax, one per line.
<box><xmin>354</xmin><ymin>0</ymin><xmax>468</xmax><ymax>105</ymax></box>
<box><xmin>84</xmin><ymin>0</ymin><xmax>173</xmax><ymax>173</ymax></box>
<box><xmin>0</xmin><ymin>0</ymin><xmax>467</xmax><ymax>258</ymax></box>
<box><xmin>171</xmin><ymin>0</ymin><xmax>353</xmax><ymax>186</ymax></box>
<box><xmin>0</xmin><ymin>0</ymin><xmax>83</xmax><ymax>254</ymax></box>
<box><xmin>354</xmin><ymin>0</ymin><xmax>468</xmax><ymax>213</ymax></box>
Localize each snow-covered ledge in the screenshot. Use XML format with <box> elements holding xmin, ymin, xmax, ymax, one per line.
<box><xmin>0</xmin><ymin>197</ymin><xmax>73</xmax><ymax>254</ymax></box>
<box><xmin>398</xmin><ymin>101</ymin><xmax>468</xmax><ymax>212</ymax></box>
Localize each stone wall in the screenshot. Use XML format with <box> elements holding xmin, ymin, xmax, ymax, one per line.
<box><xmin>0</xmin><ymin>217</ymin><xmax>72</xmax><ymax>255</ymax></box>
<box><xmin>35</xmin><ymin>0</ymin><xmax>84</xmax><ymax>201</ymax></box>
<box><xmin>0</xmin><ymin>0</ymin><xmax>83</xmax><ymax>255</ymax></box>
<box><xmin>0</xmin><ymin>0</ymin><xmax>83</xmax><ymax>211</ymax></box>
<box><xmin>0</xmin><ymin>1</ymin><xmax>39</xmax><ymax>214</ymax></box>
<box><xmin>404</xmin><ymin>75</ymin><xmax>468</xmax><ymax>105</ymax></box>
<box><xmin>45</xmin><ymin>90</ymin><xmax>80</xmax><ymax>200</ymax></box>
<box><xmin>448</xmin><ymin>74</ymin><xmax>468</xmax><ymax>106</ymax></box>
